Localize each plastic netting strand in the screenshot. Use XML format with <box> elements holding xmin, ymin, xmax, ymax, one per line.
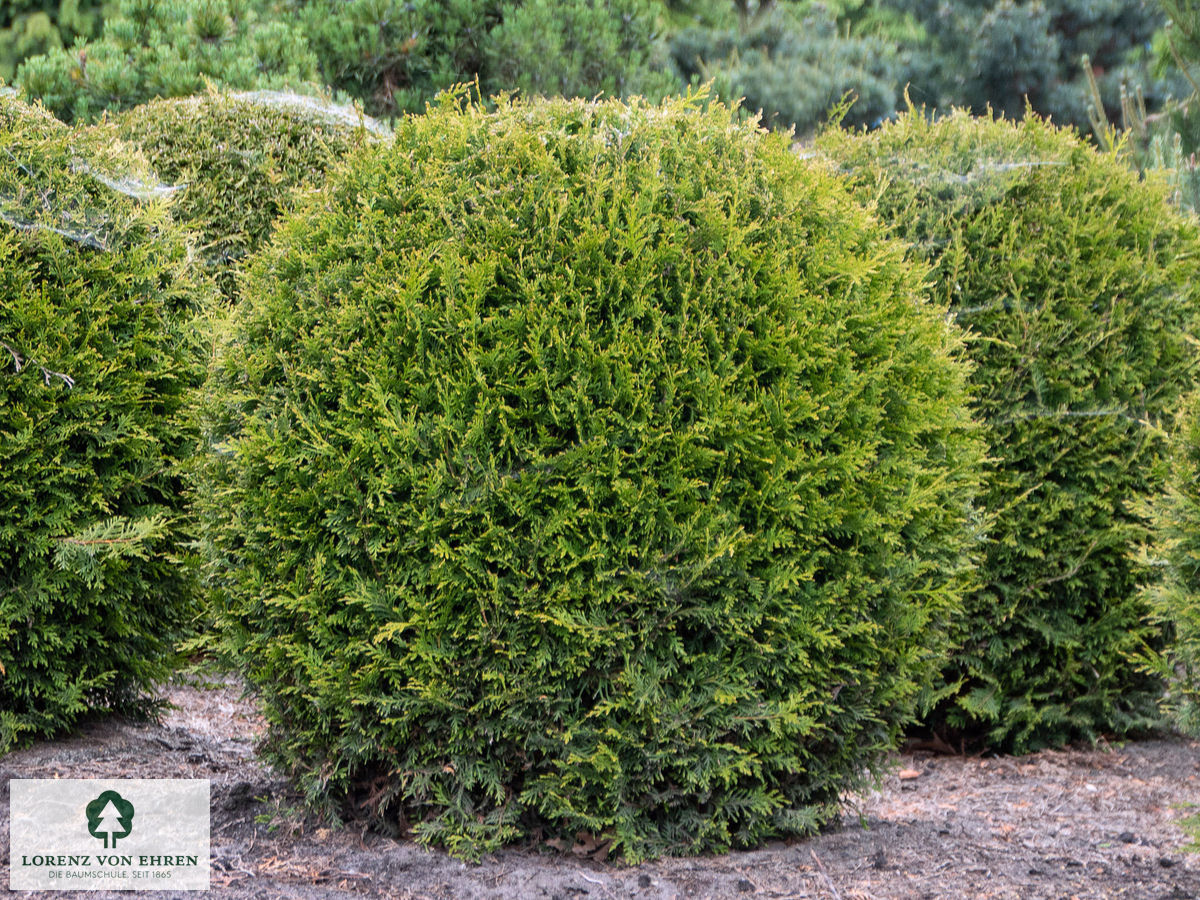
<box><xmin>70</xmin><ymin>159</ymin><xmax>184</xmax><ymax>201</ymax></box>
<box><xmin>225</xmin><ymin>90</ymin><xmax>391</xmax><ymax>137</ymax></box>
<box><xmin>0</xmin><ymin>195</ymin><xmax>110</xmax><ymax>250</ymax></box>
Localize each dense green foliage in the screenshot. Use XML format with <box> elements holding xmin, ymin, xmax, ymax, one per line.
<box><xmin>0</xmin><ymin>0</ymin><xmax>109</xmax><ymax>82</ymax></box>
<box><xmin>199</xmin><ymin>92</ymin><xmax>983</xmax><ymax>859</ymax></box>
<box><xmin>1140</xmin><ymin>393</ymin><xmax>1200</xmax><ymax>735</ymax></box>
<box><xmin>9</xmin><ymin>0</ymin><xmax>1176</xmax><ymax>139</ymax></box>
<box><xmin>663</xmin><ymin>0</ymin><xmax>1174</xmax><ymax>134</ymax></box>
<box><xmin>0</xmin><ymin>94</ymin><xmax>206</xmax><ymax>752</ymax></box>
<box><xmin>292</xmin><ymin>0</ymin><xmax>500</xmax><ymax>115</ymax></box>
<box><xmin>15</xmin><ymin>0</ymin><xmax>320</xmax><ymax>122</ymax></box>
<box><xmin>13</xmin><ymin>0</ymin><xmax>683</xmax><ymax>122</ymax></box>
<box><xmin>818</xmin><ymin>110</ymin><xmax>1200</xmax><ymax>751</ymax></box>
<box><xmin>1132</xmin><ymin>0</ymin><xmax>1200</xmax><ymax>212</ymax></box>
<box><xmin>890</xmin><ymin>0</ymin><xmax>1170</xmax><ymax>129</ymax></box>
<box><xmin>295</xmin><ymin>0</ymin><xmax>676</xmax><ymax>117</ymax></box>
<box><xmin>97</xmin><ymin>91</ymin><xmax>387</xmax><ymax>298</ymax></box>
<box><xmin>484</xmin><ymin>0</ymin><xmax>678</xmax><ymax>103</ymax></box>
<box><xmin>669</xmin><ymin>5</ymin><xmax>900</xmax><ymax>134</ymax></box>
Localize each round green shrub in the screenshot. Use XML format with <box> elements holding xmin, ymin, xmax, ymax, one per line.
<box><xmin>818</xmin><ymin>109</ymin><xmax>1200</xmax><ymax>751</ymax></box>
<box><xmin>0</xmin><ymin>94</ymin><xmax>207</xmax><ymax>751</ymax></box>
<box><xmin>1140</xmin><ymin>392</ymin><xmax>1200</xmax><ymax>736</ymax></box>
<box><xmin>199</xmin><ymin>91</ymin><xmax>983</xmax><ymax>860</ymax></box>
<box><xmin>96</xmin><ymin>91</ymin><xmax>388</xmax><ymax>299</ymax></box>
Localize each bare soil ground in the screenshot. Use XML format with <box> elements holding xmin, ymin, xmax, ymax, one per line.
<box><xmin>3</xmin><ymin>676</ymin><xmax>1200</xmax><ymax>899</ymax></box>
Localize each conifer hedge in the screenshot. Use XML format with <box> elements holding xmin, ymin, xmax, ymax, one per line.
<box><xmin>198</xmin><ymin>92</ymin><xmax>983</xmax><ymax>860</ymax></box>
<box><xmin>98</xmin><ymin>91</ymin><xmax>388</xmax><ymax>299</ymax></box>
<box><xmin>818</xmin><ymin>110</ymin><xmax>1200</xmax><ymax>751</ymax></box>
<box><xmin>0</xmin><ymin>95</ymin><xmax>207</xmax><ymax>751</ymax></box>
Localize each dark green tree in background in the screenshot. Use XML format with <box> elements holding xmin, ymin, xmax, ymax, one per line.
<box><xmin>293</xmin><ymin>0</ymin><xmax>677</xmax><ymax>116</ymax></box>
<box><xmin>14</xmin><ymin>0</ymin><xmax>321</xmax><ymax>122</ymax></box>
<box><xmin>665</xmin><ymin>0</ymin><xmax>1177</xmax><ymax>135</ymax></box>
<box><xmin>8</xmin><ymin>0</ymin><xmax>1186</xmax><ymax>134</ymax></box>
<box><xmin>669</xmin><ymin>2</ymin><xmax>901</xmax><ymax>133</ymax></box>
<box><xmin>1128</xmin><ymin>0</ymin><xmax>1200</xmax><ymax>210</ymax></box>
<box><xmin>485</xmin><ymin>0</ymin><xmax>679</xmax><ymax>103</ymax></box>
<box><xmin>0</xmin><ymin>0</ymin><xmax>110</xmax><ymax>82</ymax></box>
<box><xmin>13</xmin><ymin>0</ymin><xmax>681</xmax><ymax>121</ymax></box>
<box><xmin>289</xmin><ymin>0</ymin><xmax>502</xmax><ymax>116</ymax></box>
<box><xmin>896</xmin><ymin>0</ymin><xmax>1171</xmax><ymax>129</ymax></box>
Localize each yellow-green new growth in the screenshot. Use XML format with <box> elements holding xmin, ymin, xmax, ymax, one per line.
<box><xmin>199</xmin><ymin>88</ymin><xmax>984</xmax><ymax>860</ymax></box>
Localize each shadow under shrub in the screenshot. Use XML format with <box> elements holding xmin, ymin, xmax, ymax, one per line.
<box><xmin>96</xmin><ymin>90</ymin><xmax>389</xmax><ymax>300</ymax></box>
<box><xmin>818</xmin><ymin>109</ymin><xmax>1200</xmax><ymax>752</ymax></box>
<box><xmin>199</xmin><ymin>90</ymin><xmax>983</xmax><ymax>860</ymax></box>
<box><xmin>0</xmin><ymin>94</ymin><xmax>207</xmax><ymax>752</ymax></box>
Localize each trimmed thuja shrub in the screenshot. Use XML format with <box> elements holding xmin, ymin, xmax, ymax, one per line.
<box><xmin>200</xmin><ymin>91</ymin><xmax>984</xmax><ymax>859</ymax></box>
<box><xmin>1140</xmin><ymin>393</ymin><xmax>1200</xmax><ymax>736</ymax></box>
<box><xmin>818</xmin><ymin>110</ymin><xmax>1200</xmax><ymax>752</ymax></box>
<box><xmin>95</xmin><ymin>91</ymin><xmax>389</xmax><ymax>299</ymax></box>
<box><xmin>0</xmin><ymin>95</ymin><xmax>207</xmax><ymax>751</ymax></box>
<box><xmin>199</xmin><ymin>91</ymin><xmax>984</xmax><ymax>859</ymax></box>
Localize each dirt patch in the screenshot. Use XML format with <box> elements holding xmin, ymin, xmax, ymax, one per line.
<box><xmin>3</xmin><ymin>677</ymin><xmax>1200</xmax><ymax>899</ymax></box>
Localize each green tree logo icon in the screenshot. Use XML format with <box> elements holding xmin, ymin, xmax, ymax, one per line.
<box><xmin>86</xmin><ymin>790</ymin><xmax>134</xmax><ymax>849</ymax></box>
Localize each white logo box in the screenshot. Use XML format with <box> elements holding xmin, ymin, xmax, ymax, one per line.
<box><xmin>9</xmin><ymin>779</ymin><xmax>209</xmax><ymax>891</ymax></box>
